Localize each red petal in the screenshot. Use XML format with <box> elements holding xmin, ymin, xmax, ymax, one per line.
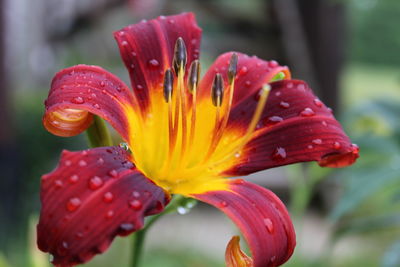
<box><xmin>37</xmin><ymin>147</ymin><xmax>170</xmax><ymax>266</ymax></box>
<box><xmin>114</xmin><ymin>13</ymin><xmax>202</xmax><ymax>110</ymax></box>
<box><xmin>224</xmin><ymin>79</ymin><xmax>359</xmax><ymax>176</ymax></box>
<box><xmin>43</xmin><ymin>65</ymin><xmax>134</xmax><ymax>140</ymax></box>
<box><xmin>198</xmin><ymin>52</ymin><xmax>290</xmax><ymax>104</ymax></box>
<box><xmin>192</xmin><ymin>180</ymin><xmax>296</xmax><ymax>267</ymax></box>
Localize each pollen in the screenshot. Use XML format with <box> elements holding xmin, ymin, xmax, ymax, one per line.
<box><xmin>124</xmin><ymin>41</ymin><xmax>270</xmax><ymax>195</ymax></box>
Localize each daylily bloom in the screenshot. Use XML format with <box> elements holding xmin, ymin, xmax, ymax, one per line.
<box><xmin>38</xmin><ymin>13</ymin><xmax>359</xmax><ymax>267</ymax></box>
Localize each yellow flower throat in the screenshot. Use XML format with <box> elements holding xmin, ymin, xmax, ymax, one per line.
<box><xmin>124</xmin><ymin>39</ymin><xmax>271</xmax><ymax>195</ymax></box>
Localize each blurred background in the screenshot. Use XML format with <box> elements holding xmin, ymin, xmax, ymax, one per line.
<box><xmin>0</xmin><ymin>0</ymin><xmax>399</xmax><ymax>266</ymax></box>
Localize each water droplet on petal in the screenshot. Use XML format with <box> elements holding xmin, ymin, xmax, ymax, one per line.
<box><xmin>106</xmin><ymin>210</ymin><xmax>114</xmax><ymax>219</ymax></box>
<box><xmin>333</xmin><ymin>142</ymin><xmax>341</xmax><ymax>149</ymax></box>
<box><xmin>314</xmin><ymin>98</ymin><xmax>323</xmax><ymax>107</ymax></box>
<box><xmin>132</xmin><ymin>191</ymin><xmax>141</xmax><ymax>198</ymax></box>
<box><xmin>280</xmin><ymin>101</ymin><xmax>290</xmax><ymax>109</ymax></box>
<box><xmin>245</xmin><ymin>80</ymin><xmax>251</xmax><ymax>87</ymax></box>
<box><xmin>75</xmin><ymin>232</ymin><xmax>84</xmax><ymax>239</ymax></box>
<box><xmin>272</xmin><ymin>147</ymin><xmax>287</xmax><ymax>161</ymax></box>
<box><xmin>89</xmin><ymin>176</ymin><xmax>103</xmax><ymax>190</ymax></box>
<box><xmin>177</xmin><ymin>206</ymin><xmax>189</xmax><ymax>215</ymax></box>
<box><xmin>93</xmin><ymin>103</ymin><xmax>100</xmax><ymax>109</ymax></box>
<box><xmin>66</xmin><ymin>197</ymin><xmax>81</xmax><ymax>212</ymax></box>
<box><xmin>69</xmin><ymin>175</ymin><xmax>79</xmax><ymax>184</ymax></box>
<box><xmin>78</xmin><ymin>160</ymin><xmax>87</xmax><ymax>167</ymax></box>
<box><xmin>55</xmin><ymin>180</ymin><xmax>63</xmax><ymax>188</ymax></box>
<box><xmin>220</xmin><ymin>201</ymin><xmax>228</xmax><ymax>208</ymax></box>
<box><xmin>264</xmin><ymin>116</ymin><xmax>283</xmax><ymax>126</ymax></box>
<box><xmin>148</xmin><ymin>59</ymin><xmax>159</xmax><ymax>68</ymax></box>
<box><xmin>121</xmin><ymin>41</ymin><xmax>128</xmax><ymax>46</ymax></box>
<box><xmin>286</xmin><ymin>82</ymin><xmax>293</xmax><ymax>89</ymax></box>
<box><xmin>108</xmin><ymin>169</ymin><xmax>118</xmax><ymax>178</ymax></box>
<box><xmin>129</xmin><ymin>200</ymin><xmax>143</xmax><ymax>210</ymax></box>
<box><xmin>103</xmin><ymin>192</ymin><xmax>114</xmax><ymax>203</ymax></box>
<box><xmin>270</xmin><ymin>256</ymin><xmax>276</xmax><ymax>263</ymax></box>
<box><xmin>322</xmin><ymin>121</ymin><xmax>328</xmax><ymax>127</ymax></box>
<box><xmin>297</xmin><ymin>84</ymin><xmax>305</xmax><ymax>91</ymax></box>
<box><xmin>300</xmin><ymin>108</ymin><xmax>315</xmax><ymax>117</ymax></box>
<box><xmin>307</xmin><ymin>145</ymin><xmax>314</xmax><ymax>149</ymax></box>
<box><xmin>72</xmin><ymin>96</ymin><xmax>84</xmax><ymax>104</ymax></box>
<box><xmin>269</xmin><ymin>60</ymin><xmax>278</xmax><ymax>67</ymax></box>
<box><xmin>239</xmin><ymin>66</ymin><xmax>248</xmax><ymax>75</ymax></box>
<box><xmin>57</xmin><ymin>241</ymin><xmax>69</xmax><ymax>256</ymax></box>
<box><xmin>312</xmin><ymin>139</ymin><xmax>322</xmax><ymax>145</ymax></box>
<box><xmin>98</xmin><ymin>157</ymin><xmax>104</xmax><ymax>164</ymax></box>
<box><xmin>137</xmin><ymin>85</ymin><xmax>143</xmax><ymax>90</ymax></box>
<box><xmin>264</xmin><ymin>218</ymin><xmax>274</xmax><ymax>233</ymax></box>
<box><xmin>351</xmin><ymin>143</ymin><xmax>359</xmax><ymax>154</ymax></box>
<box><xmin>100</xmin><ymin>81</ymin><xmax>106</xmax><ymax>87</ymax></box>
<box><xmin>65</xmin><ymin>160</ymin><xmax>72</xmax><ymax>166</ymax></box>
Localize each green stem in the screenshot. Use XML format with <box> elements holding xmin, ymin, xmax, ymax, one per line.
<box><xmin>86</xmin><ymin>116</ymin><xmax>112</xmax><ymax>148</ymax></box>
<box><xmin>129</xmin><ymin>195</ymin><xmax>191</xmax><ymax>267</ymax></box>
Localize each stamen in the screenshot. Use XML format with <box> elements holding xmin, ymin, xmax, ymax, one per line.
<box><xmin>172</xmin><ymin>37</ymin><xmax>187</xmax><ymax>75</ymax></box>
<box><xmin>163</xmin><ymin>69</ymin><xmax>175</xmax><ymax>157</ymax></box>
<box><xmin>188</xmin><ymin>60</ymin><xmax>200</xmax><ymax>94</ymax></box>
<box><xmin>163</xmin><ymin>69</ymin><xmax>174</xmax><ymax>103</ymax></box>
<box><xmin>206</xmin><ymin>54</ymin><xmax>238</xmax><ymax>159</ymax></box>
<box><xmin>211</xmin><ymin>73</ymin><xmax>224</xmax><ymax>107</ymax></box>
<box><xmin>188</xmin><ymin>60</ymin><xmax>200</xmax><ymax>149</ymax></box>
<box><xmin>227</xmin><ymin>53</ymin><xmax>238</xmax><ymax>84</ymax></box>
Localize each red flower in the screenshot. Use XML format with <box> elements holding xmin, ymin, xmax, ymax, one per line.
<box><xmin>38</xmin><ymin>13</ymin><xmax>358</xmax><ymax>267</ymax></box>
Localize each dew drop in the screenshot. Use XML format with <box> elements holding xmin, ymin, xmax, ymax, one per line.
<box><xmin>307</xmin><ymin>145</ymin><xmax>314</xmax><ymax>149</ymax></box>
<box><xmin>322</xmin><ymin>121</ymin><xmax>328</xmax><ymax>127</ymax></box>
<box><xmin>65</xmin><ymin>160</ymin><xmax>72</xmax><ymax>166</ymax></box>
<box><xmin>264</xmin><ymin>116</ymin><xmax>283</xmax><ymax>126</ymax></box>
<box><xmin>314</xmin><ymin>98</ymin><xmax>323</xmax><ymax>107</ymax></box>
<box><xmin>66</xmin><ymin>197</ymin><xmax>81</xmax><ymax>212</ymax></box>
<box><xmin>286</xmin><ymin>82</ymin><xmax>294</xmax><ymax>89</ymax></box>
<box><xmin>103</xmin><ymin>192</ymin><xmax>114</xmax><ymax>203</ymax></box>
<box><xmin>297</xmin><ymin>84</ymin><xmax>305</xmax><ymax>91</ymax></box>
<box><xmin>272</xmin><ymin>147</ymin><xmax>287</xmax><ymax>161</ymax></box>
<box><xmin>69</xmin><ymin>175</ymin><xmax>79</xmax><ymax>184</ymax></box>
<box><xmin>93</xmin><ymin>103</ymin><xmax>100</xmax><ymax>109</ymax></box>
<box><xmin>239</xmin><ymin>66</ymin><xmax>248</xmax><ymax>75</ymax></box>
<box><xmin>220</xmin><ymin>201</ymin><xmax>228</xmax><ymax>208</ymax></box>
<box><xmin>75</xmin><ymin>232</ymin><xmax>84</xmax><ymax>239</ymax></box>
<box><xmin>168</xmin><ymin>19</ymin><xmax>175</xmax><ymax>24</ymax></box>
<box><xmin>351</xmin><ymin>143</ymin><xmax>359</xmax><ymax>154</ymax></box>
<box><xmin>131</xmin><ymin>51</ymin><xmax>137</xmax><ymax>57</ymax></box>
<box><xmin>263</xmin><ymin>218</ymin><xmax>274</xmax><ymax>233</ymax></box>
<box><xmin>137</xmin><ymin>85</ymin><xmax>143</xmax><ymax>90</ymax></box>
<box><xmin>268</xmin><ymin>60</ymin><xmax>278</xmax><ymax>68</ymax></box>
<box><xmin>333</xmin><ymin>142</ymin><xmax>341</xmax><ymax>149</ymax></box>
<box><xmin>72</xmin><ymin>96</ymin><xmax>84</xmax><ymax>104</ymax></box>
<box><xmin>57</xmin><ymin>241</ymin><xmax>69</xmax><ymax>256</ymax></box>
<box><xmin>108</xmin><ymin>169</ymin><xmax>118</xmax><ymax>178</ymax></box>
<box><xmin>55</xmin><ymin>180</ymin><xmax>63</xmax><ymax>188</ymax></box>
<box><xmin>270</xmin><ymin>256</ymin><xmax>276</xmax><ymax>263</ymax></box>
<box><xmin>129</xmin><ymin>200</ymin><xmax>143</xmax><ymax>210</ymax></box>
<box><xmin>132</xmin><ymin>191</ymin><xmax>141</xmax><ymax>198</ymax></box>
<box><xmin>120</xmin><ymin>223</ymin><xmax>134</xmax><ymax>232</ymax></box>
<box><xmin>148</xmin><ymin>59</ymin><xmax>159</xmax><ymax>68</ymax></box>
<box><xmin>98</xmin><ymin>157</ymin><xmax>104</xmax><ymax>164</ymax></box>
<box><xmin>279</xmin><ymin>101</ymin><xmax>290</xmax><ymax>109</ymax></box>
<box><xmin>78</xmin><ymin>160</ymin><xmax>87</xmax><ymax>167</ymax></box>
<box><xmin>245</xmin><ymin>80</ymin><xmax>251</xmax><ymax>87</ymax></box>
<box><xmin>89</xmin><ymin>176</ymin><xmax>103</xmax><ymax>190</ymax></box>
<box><xmin>106</xmin><ymin>210</ymin><xmax>114</xmax><ymax>219</ymax></box>
<box><xmin>177</xmin><ymin>206</ymin><xmax>189</xmax><ymax>215</ymax></box>
<box><xmin>121</xmin><ymin>41</ymin><xmax>128</xmax><ymax>46</ymax></box>
<box><xmin>312</xmin><ymin>139</ymin><xmax>322</xmax><ymax>145</ymax></box>
<box><xmin>100</xmin><ymin>81</ymin><xmax>106</xmax><ymax>87</ymax></box>
<box><xmin>275</xmin><ymin>91</ymin><xmax>281</xmax><ymax>97</ymax></box>
<box><xmin>300</xmin><ymin>108</ymin><xmax>315</xmax><ymax>117</ymax></box>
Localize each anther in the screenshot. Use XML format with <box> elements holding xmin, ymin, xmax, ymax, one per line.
<box><xmin>212</xmin><ymin>73</ymin><xmax>224</xmax><ymax>107</ymax></box>
<box><xmin>173</xmin><ymin>37</ymin><xmax>187</xmax><ymax>75</ymax></box>
<box><xmin>163</xmin><ymin>69</ymin><xmax>174</xmax><ymax>102</ymax></box>
<box><xmin>188</xmin><ymin>60</ymin><xmax>200</xmax><ymax>93</ymax></box>
<box><xmin>227</xmin><ymin>53</ymin><xmax>238</xmax><ymax>84</ymax></box>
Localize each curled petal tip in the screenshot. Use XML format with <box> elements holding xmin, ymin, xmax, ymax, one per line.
<box><xmin>226</xmin><ymin>236</ymin><xmax>253</xmax><ymax>267</ymax></box>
